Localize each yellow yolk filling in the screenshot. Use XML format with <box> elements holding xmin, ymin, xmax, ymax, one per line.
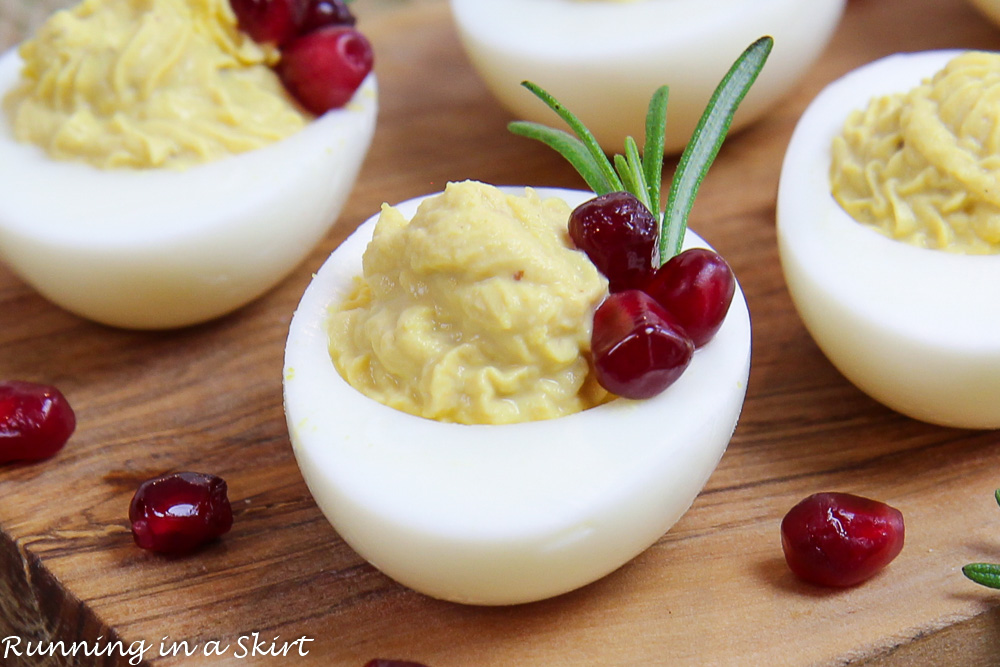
<box><xmin>832</xmin><ymin>51</ymin><xmax>1000</xmax><ymax>253</ymax></box>
<box><xmin>3</xmin><ymin>0</ymin><xmax>308</xmax><ymax>169</ymax></box>
<box><xmin>329</xmin><ymin>181</ymin><xmax>610</xmax><ymax>425</ymax></box>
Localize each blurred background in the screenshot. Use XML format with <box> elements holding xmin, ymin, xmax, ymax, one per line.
<box><xmin>1</xmin><ymin>0</ymin><xmax>71</xmax><ymax>49</ymax></box>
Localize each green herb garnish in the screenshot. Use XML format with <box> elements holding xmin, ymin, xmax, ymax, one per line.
<box><xmin>509</xmin><ymin>36</ymin><xmax>773</xmax><ymax>265</ymax></box>
<box><xmin>963</xmin><ymin>488</ymin><xmax>1000</xmax><ymax>589</ymax></box>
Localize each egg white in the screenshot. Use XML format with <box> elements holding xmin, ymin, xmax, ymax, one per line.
<box><xmin>283</xmin><ymin>187</ymin><xmax>751</xmax><ymax>605</ymax></box>
<box><xmin>0</xmin><ymin>48</ymin><xmax>377</xmax><ymax>330</ymax></box>
<box><xmin>450</xmin><ymin>0</ymin><xmax>845</xmax><ymax>154</ymax></box>
<box><xmin>777</xmin><ymin>50</ymin><xmax>1000</xmax><ymax>429</ymax></box>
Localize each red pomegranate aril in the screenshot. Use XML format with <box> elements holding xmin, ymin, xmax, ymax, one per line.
<box><xmin>299</xmin><ymin>0</ymin><xmax>356</xmax><ymax>33</ymax></box>
<box><xmin>230</xmin><ymin>0</ymin><xmax>301</xmax><ymax>46</ymax></box>
<box><xmin>278</xmin><ymin>26</ymin><xmax>374</xmax><ymax>115</ymax></box>
<box><xmin>591</xmin><ymin>290</ymin><xmax>694</xmax><ymax>399</ymax></box>
<box><xmin>781</xmin><ymin>492</ymin><xmax>905</xmax><ymax>587</ymax></box>
<box><xmin>569</xmin><ymin>192</ymin><xmax>658</xmax><ymax>292</ymax></box>
<box><xmin>0</xmin><ymin>380</ymin><xmax>75</xmax><ymax>463</ymax></box>
<box><xmin>129</xmin><ymin>472</ymin><xmax>234</xmax><ymax>555</ymax></box>
<box><xmin>643</xmin><ymin>247</ymin><xmax>735</xmax><ymax>348</ymax></box>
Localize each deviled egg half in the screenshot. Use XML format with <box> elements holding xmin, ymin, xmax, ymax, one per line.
<box><xmin>0</xmin><ymin>1</ymin><xmax>377</xmax><ymax>330</ymax></box>
<box><xmin>450</xmin><ymin>0</ymin><xmax>844</xmax><ymax>153</ymax></box>
<box><xmin>283</xmin><ymin>186</ymin><xmax>751</xmax><ymax>605</ymax></box>
<box><xmin>778</xmin><ymin>50</ymin><xmax>1000</xmax><ymax>428</ymax></box>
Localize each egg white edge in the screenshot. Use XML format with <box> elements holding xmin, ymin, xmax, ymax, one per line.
<box><xmin>283</xmin><ymin>186</ymin><xmax>752</xmax><ymax>604</ymax></box>
<box><xmin>0</xmin><ymin>48</ymin><xmax>378</xmax><ymax>248</ymax></box>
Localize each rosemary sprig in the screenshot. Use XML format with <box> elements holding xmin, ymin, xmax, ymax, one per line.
<box><xmin>508</xmin><ymin>36</ymin><xmax>773</xmax><ymax>266</ymax></box>
<box><xmin>510</xmin><ymin>121</ymin><xmax>621</xmax><ymax>195</ymax></box>
<box><xmin>963</xmin><ymin>562</ymin><xmax>1000</xmax><ymax>588</ymax></box>
<box><xmin>661</xmin><ymin>36</ymin><xmax>773</xmax><ymax>258</ymax></box>
<box><xmin>963</xmin><ymin>489</ymin><xmax>1000</xmax><ymax>589</ymax></box>
<box><xmin>512</xmin><ymin>81</ymin><xmax>623</xmax><ymax>195</ymax></box>
<box><xmin>642</xmin><ymin>85</ymin><xmax>669</xmax><ymax>220</ymax></box>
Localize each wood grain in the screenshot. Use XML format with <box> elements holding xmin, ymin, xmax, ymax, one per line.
<box><xmin>4</xmin><ymin>0</ymin><xmax>1000</xmax><ymax>665</ymax></box>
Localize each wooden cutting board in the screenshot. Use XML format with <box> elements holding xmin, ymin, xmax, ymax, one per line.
<box><xmin>4</xmin><ymin>0</ymin><xmax>1000</xmax><ymax>664</ymax></box>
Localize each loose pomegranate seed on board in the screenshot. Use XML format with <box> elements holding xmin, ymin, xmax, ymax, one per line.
<box><xmin>781</xmin><ymin>492</ymin><xmax>905</xmax><ymax>587</ymax></box>
<box><xmin>568</xmin><ymin>191</ymin><xmax>658</xmax><ymax>292</ymax></box>
<box><xmin>0</xmin><ymin>380</ymin><xmax>75</xmax><ymax>463</ymax></box>
<box><xmin>278</xmin><ymin>26</ymin><xmax>374</xmax><ymax>115</ymax></box>
<box><xmin>643</xmin><ymin>247</ymin><xmax>735</xmax><ymax>348</ymax></box>
<box><xmin>129</xmin><ymin>472</ymin><xmax>234</xmax><ymax>555</ymax></box>
<box><xmin>591</xmin><ymin>290</ymin><xmax>694</xmax><ymax>399</ymax></box>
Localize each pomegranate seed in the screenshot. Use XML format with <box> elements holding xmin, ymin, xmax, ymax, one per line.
<box><xmin>230</xmin><ymin>0</ymin><xmax>301</xmax><ymax>46</ymax></box>
<box><xmin>363</xmin><ymin>661</ymin><xmax>430</xmax><ymax>667</ymax></box>
<box><xmin>278</xmin><ymin>26</ymin><xmax>374</xmax><ymax>115</ymax></box>
<box><xmin>0</xmin><ymin>380</ymin><xmax>75</xmax><ymax>463</ymax></box>
<box><xmin>591</xmin><ymin>290</ymin><xmax>694</xmax><ymax>399</ymax></box>
<box><xmin>569</xmin><ymin>192</ymin><xmax>658</xmax><ymax>292</ymax></box>
<box><xmin>299</xmin><ymin>0</ymin><xmax>356</xmax><ymax>33</ymax></box>
<box><xmin>643</xmin><ymin>248</ymin><xmax>735</xmax><ymax>347</ymax></box>
<box><xmin>781</xmin><ymin>492</ymin><xmax>905</xmax><ymax>587</ymax></box>
<box><xmin>129</xmin><ymin>472</ymin><xmax>234</xmax><ymax>555</ymax></box>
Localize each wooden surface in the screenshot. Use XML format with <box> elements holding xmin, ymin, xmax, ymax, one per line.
<box><xmin>4</xmin><ymin>0</ymin><xmax>1000</xmax><ymax>665</ymax></box>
